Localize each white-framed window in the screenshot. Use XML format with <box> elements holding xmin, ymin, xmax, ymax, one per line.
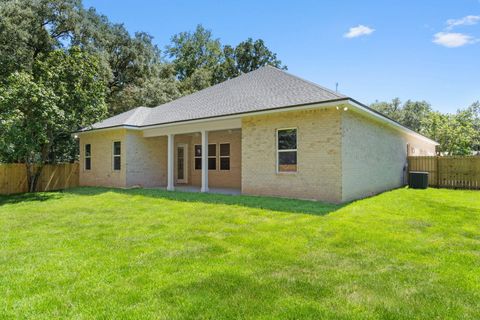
<box><xmin>84</xmin><ymin>144</ymin><xmax>91</xmax><ymax>170</ymax></box>
<box><xmin>208</xmin><ymin>144</ymin><xmax>217</xmax><ymax>170</ymax></box>
<box><xmin>194</xmin><ymin>144</ymin><xmax>217</xmax><ymax>170</ymax></box>
<box><xmin>277</xmin><ymin>128</ymin><xmax>297</xmax><ymax>173</ymax></box>
<box><xmin>219</xmin><ymin>143</ymin><xmax>230</xmax><ymax>170</ymax></box>
<box><xmin>194</xmin><ymin>145</ymin><xmax>202</xmax><ymax>170</ymax></box>
<box><xmin>113</xmin><ymin>141</ymin><xmax>121</xmax><ymax>171</ymax></box>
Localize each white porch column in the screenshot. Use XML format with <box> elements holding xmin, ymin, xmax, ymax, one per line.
<box><xmin>167</xmin><ymin>133</ymin><xmax>174</xmax><ymax>191</ymax></box>
<box><xmin>201</xmin><ymin>130</ymin><xmax>209</xmax><ymax>193</ymax></box>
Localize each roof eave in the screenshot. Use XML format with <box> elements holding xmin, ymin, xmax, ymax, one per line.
<box><xmin>74</xmin><ymin>124</ymin><xmax>141</xmax><ymax>135</ymax></box>
<box><xmin>75</xmin><ymin>98</ymin><xmax>439</xmax><ymax>146</ymax></box>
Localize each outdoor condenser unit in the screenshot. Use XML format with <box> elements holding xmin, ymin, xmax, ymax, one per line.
<box><xmin>409</xmin><ymin>171</ymin><xmax>429</xmax><ymax>189</ymax></box>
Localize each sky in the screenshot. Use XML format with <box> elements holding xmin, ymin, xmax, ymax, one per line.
<box><xmin>83</xmin><ymin>0</ymin><xmax>480</xmax><ymax>113</ymax></box>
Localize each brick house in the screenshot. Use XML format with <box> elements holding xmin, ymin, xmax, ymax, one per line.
<box><xmin>77</xmin><ymin>66</ymin><xmax>437</xmax><ymax>203</ymax></box>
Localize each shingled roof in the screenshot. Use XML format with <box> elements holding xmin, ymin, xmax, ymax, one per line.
<box><xmin>85</xmin><ymin>66</ymin><xmax>347</xmax><ymax>130</ymax></box>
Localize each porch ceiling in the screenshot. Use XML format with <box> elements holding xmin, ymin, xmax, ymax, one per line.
<box><xmin>142</xmin><ymin>118</ymin><xmax>241</xmax><ymax>137</ymax></box>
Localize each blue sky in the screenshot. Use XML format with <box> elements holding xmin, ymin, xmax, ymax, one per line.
<box><xmin>83</xmin><ymin>0</ymin><xmax>480</xmax><ymax>113</ymax></box>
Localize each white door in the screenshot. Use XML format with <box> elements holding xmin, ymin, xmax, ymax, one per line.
<box><xmin>176</xmin><ymin>144</ymin><xmax>188</xmax><ymax>184</ymax></box>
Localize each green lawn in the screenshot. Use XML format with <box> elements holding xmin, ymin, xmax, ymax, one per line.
<box><xmin>1</xmin><ymin>187</ymin><xmax>479</xmax><ymax>319</ymax></box>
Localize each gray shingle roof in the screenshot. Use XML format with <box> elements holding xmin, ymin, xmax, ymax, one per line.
<box><xmin>91</xmin><ymin>106</ymin><xmax>152</xmax><ymax>129</ymax></box>
<box><xmin>86</xmin><ymin>66</ymin><xmax>347</xmax><ymax>130</ymax></box>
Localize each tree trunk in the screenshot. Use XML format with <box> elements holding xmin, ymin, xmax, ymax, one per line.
<box><xmin>25</xmin><ymin>143</ymin><xmax>50</xmax><ymax>193</ymax></box>
<box><xmin>26</xmin><ymin>162</ymin><xmax>44</xmax><ymax>193</ymax></box>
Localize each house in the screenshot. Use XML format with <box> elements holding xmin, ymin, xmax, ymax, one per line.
<box><xmin>77</xmin><ymin>66</ymin><xmax>437</xmax><ymax>203</ymax></box>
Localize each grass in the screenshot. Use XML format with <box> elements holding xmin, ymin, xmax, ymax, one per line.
<box><xmin>0</xmin><ymin>187</ymin><xmax>479</xmax><ymax>319</ymax></box>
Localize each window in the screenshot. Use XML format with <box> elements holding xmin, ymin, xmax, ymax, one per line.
<box><xmin>194</xmin><ymin>145</ymin><xmax>202</xmax><ymax>170</ymax></box>
<box><xmin>113</xmin><ymin>141</ymin><xmax>121</xmax><ymax>171</ymax></box>
<box><xmin>194</xmin><ymin>144</ymin><xmax>217</xmax><ymax>170</ymax></box>
<box><xmin>208</xmin><ymin>144</ymin><xmax>216</xmax><ymax>170</ymax></box>
<box><xmin>85</xmin><ymin>144</ymin><xmax>91</xmax><ymax>170</ymax></box>
<box><xmin>277</xmin><ymin>128</ymin><xmax>297</xmax><ymax>172</ymax></box>
<box><xmin>220</xmin><ymin>143</ymin><xmax>230</xmax><ymax>170</ymax></box>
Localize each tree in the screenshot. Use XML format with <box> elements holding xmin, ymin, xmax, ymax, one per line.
<box><xmin>109</xmin><ymin>65</ymin><xmax>181</xmax><ymax>110</ymax></box>
<box><xmin>0</xmin><ymin>0</ymin><xmax>179</xmax><ymax>115</ymax></box>
<box><xmin>402</xmin><ymin>100</ymin><xmax>432</xmax><ymax>133</ymax></box>
<box><xmin>215</xmin><ymin>44</ymin><xmax>238</xmax><ymax>81</ymax></box>
<box><xmin>166</xmin><ymin>25</ymin><xmax>287</xmax><ymax>92</ymax></box>
<box><xmin>89</xmin><ymin>22</ymin><xmax>177</xmax><ymax>114</ymax></box>
<box><xmin>424</xmin><ymin>111</ymin><xmax>476</xmax><ymax>155</ymax></box>
<box><xmin>233</xmin><ymin>38</ymin><xmax>285</xmax><ymax>74</ymax></box>
<box><xmin>370</xmin><ymin>98</ymin><xmax>403</xmax><ymax>122</ymax></box>
<box><xmin>166</xmin><ymin>25</ymin><xmax>223</xmax><ymax>81</ymax></box>
<box><xmin>214</xmin><ymin>38</ymin><xmax>286</xmax><ymax>83</ymax></box>
<box><xmin>0</xmin><ymin>48</ymin><xmax>107</xmax><ymax>191</ymax></box>
<box><xmin>370</xmin><ymin>98</ymin><xmax>432</xmax><ymax>132</ymax></box>
<box><xmin>465</xmin><ymin>101</ymin><xmax>480</xmax><ymax>153</ymax></box>
<box><xmin>372</xmin><ymin>99</ymin><xmax>479</xmax><ymax>155</ymax></box>
<box><xmin>0</xmin><ymin>0</ymin><xmax>87</xmax><ymax>78</ymax></box>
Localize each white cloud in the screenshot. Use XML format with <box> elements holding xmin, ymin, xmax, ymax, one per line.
<box><xmin>446</xmin><ymin>15</ymin><xmax>480</xmax><ymax>30</ymax></box>
<box><xmin>433</xmin><ymin>32</ymin><xmax>477</xmax><ymax>47</ymax></box>
<box><xmin>344</xmin><ymin>25</ymin><xmax>375</xmax><ymax>38</ymax></box>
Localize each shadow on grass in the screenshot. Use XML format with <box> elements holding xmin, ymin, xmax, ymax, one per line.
<box><xmin>0</xmin><ymin>192</ymin><xmax>63</xmax><ymax>206</ymax></box>
<box><xmin>63</xmin><ymin>187</ymin><xmax>344</xmax><ymax>216</ymax></box>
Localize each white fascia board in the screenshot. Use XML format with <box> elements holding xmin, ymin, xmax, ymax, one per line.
<box><xmin>347</xmin><ymin>100</ymin><xmax>439</xmax><ymax>145</ymax></box>
<box><xmin>143</xmin><ymin>118</ymin><xmax>241</xmax><ymax>137</ymax></box>
<box><xmin>74</xmin><ymin>125</ymin><xmax>141</xmax><ymax>137</ymax></box>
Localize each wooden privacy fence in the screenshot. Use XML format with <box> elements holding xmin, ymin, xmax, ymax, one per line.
<box><xmin>408</xmin><ymin>156</ymin><xmax>480</xmax><ymax>189</ymax></box>
<box><xmin>0</xmin><ymin>163</ymin><xmax>79</xmax><ymax>195</ymax></box>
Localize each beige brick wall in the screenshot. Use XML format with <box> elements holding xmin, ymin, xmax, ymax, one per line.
<box><xmin>126</xmin><ymin>131</ymin><xmax>167</xmax><ymax>187</ymax></box>
<box><xmin>341</xmin><ymin>110</ymin><xmax>437</xmax><ymax>202</ymax></box>
<box><xmin>241</xmin><ymin>107</ymin><xmax>343</xmax><ymax>203</ymax></box>
<box><xmin>80</xmin><ymin>129</ymin><xmax>241</xmax><ymax>190</ymax></box>
<box><xmin>79</xmin><ymin>106</ymin><xmax>436</xmax><ymax>202</ymax></box>
<box><xmin>79</xmin><ymin>129</ymin><xmax>127</xmax><ymax>188</ymax></box>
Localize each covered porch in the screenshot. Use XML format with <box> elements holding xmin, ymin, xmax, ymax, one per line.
<box><xmin>143</xmin><ymin>118</ymin><xmax>242</xmax><ymax>193</ymax></box>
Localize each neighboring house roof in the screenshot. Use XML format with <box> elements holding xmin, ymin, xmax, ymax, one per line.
<box><xmin>85</xmin><ymin>66</ymin><xmax>346</xmax><ymax>130</ymax></box>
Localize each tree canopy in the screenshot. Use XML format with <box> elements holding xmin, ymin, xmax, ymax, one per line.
<box><xmin>0</xmin><ymin>47</ymin><xmax>107</xmax><ymax>190</ymax></box>
<box><xmin>371</xmin><ymin>99</ymin><xmax>480</xmax><ymax>155</ymax></box>
<box><xmin>166</xmin><ymin>25</ymin><xmax>286</xmax><ymax>93</ymax></box>
<box><xmin>0</xmin><ymin>1</ymin><xmax>285</xmax><ymax>114</ymax></box>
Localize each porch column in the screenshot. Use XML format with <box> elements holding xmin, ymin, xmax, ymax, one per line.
<box><xmin>167</xmin><ymin>133</ymin><xmax>174</xmax><ymax>191</ymax></box>
<box><xmin>201</xmin><ymin>130</ymin><xmax>209</xmax><ymax>192</ymax></box>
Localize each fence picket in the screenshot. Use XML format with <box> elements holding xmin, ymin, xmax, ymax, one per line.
<box><xmin>0</xmin><ymin>163</ymin><xmax>79</xmax><ymax>195</ymax></box>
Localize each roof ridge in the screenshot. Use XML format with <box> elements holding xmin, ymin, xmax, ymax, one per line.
<box><xmin>126</xmin><ymin>107</ymin><xmax>143</xmax><ymax>122</ymax></box>
<box><xmin>129</xmin><ymin>106</ymin><xmax>152</xmax><ymax>126</ymax></box>
<box><xmin>267</xmin><ymin>66</ymin><xmax>346</xmax><ymax>98</ymax></box>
